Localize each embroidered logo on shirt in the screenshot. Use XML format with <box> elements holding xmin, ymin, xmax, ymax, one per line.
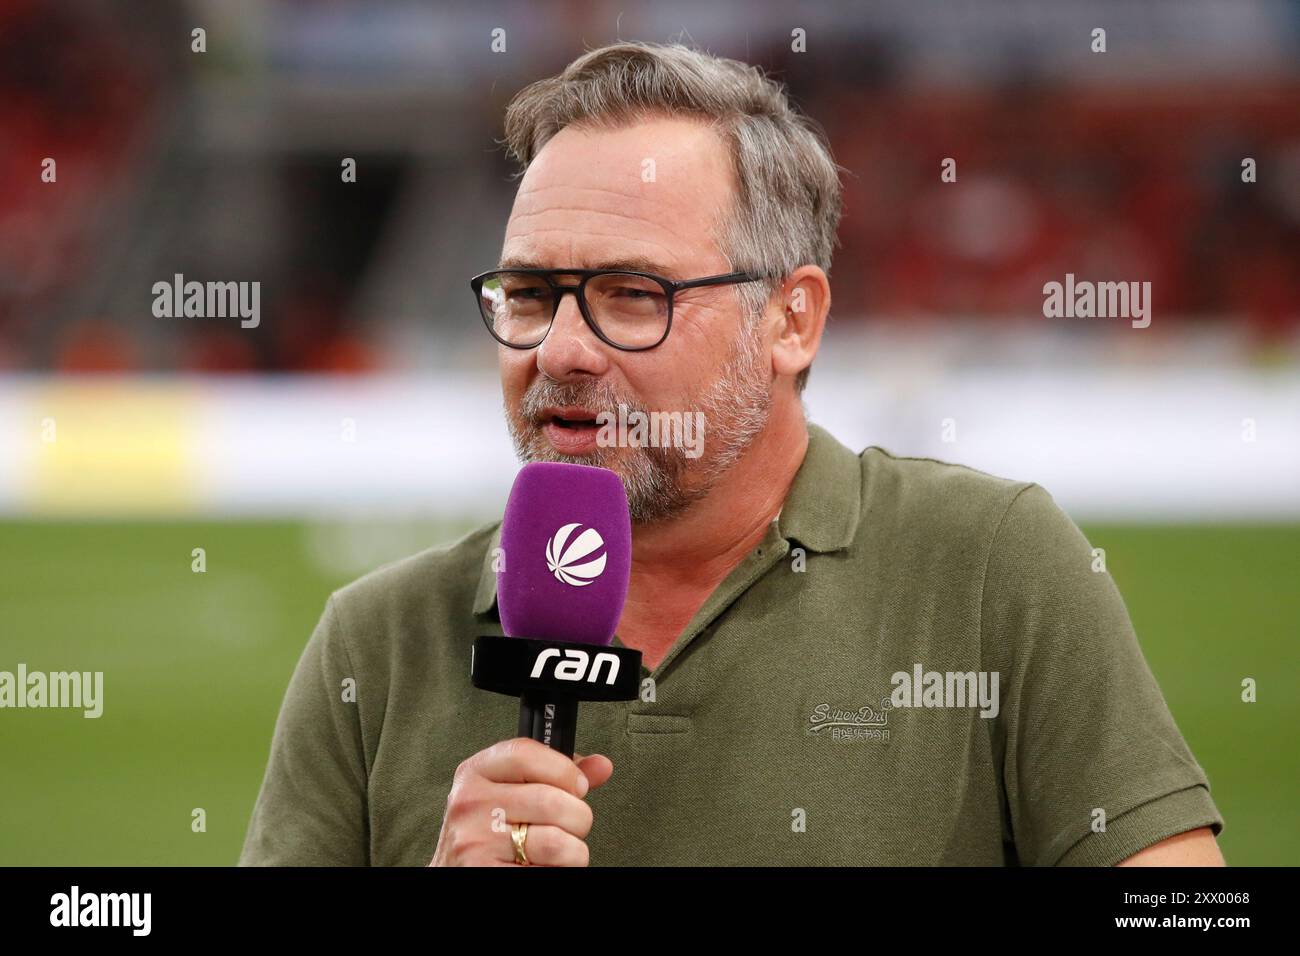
<box><xmin>806</xmin><ymin>699</ymin><xmax>892</xmax><ymax>742</ymax></box>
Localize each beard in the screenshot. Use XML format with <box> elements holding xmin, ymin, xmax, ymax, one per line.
<box><xmin>505</xmin><ymin>325</ymin><xmax>773</xmax><ymax>524</ymax></box>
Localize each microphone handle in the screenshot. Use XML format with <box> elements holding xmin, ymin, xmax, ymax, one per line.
<box><xmin>518</xmin><ymin>692</ymin><xmax>578</xmax><ymax>758</ymax></box>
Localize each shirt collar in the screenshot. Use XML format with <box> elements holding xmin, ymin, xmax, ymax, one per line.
<box><xmin>776</xmin><ymin>422</ymin><xmax>863</xmax><ymax>554</ymax></box>
<box><xmin>472</xmin><ymin>422</ymin><xmax>862</xmax><ymax>619</ymax></box>
<box><xmin>473</xmin><ymin>523</ymin><xmax>504</xmax><ymax>618</ymax></box>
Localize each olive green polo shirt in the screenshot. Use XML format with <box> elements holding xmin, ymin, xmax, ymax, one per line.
<box><xmin>239</xmin><ymin>423</ymin><xmax>1222</xmax><ymax>866</ymax></box>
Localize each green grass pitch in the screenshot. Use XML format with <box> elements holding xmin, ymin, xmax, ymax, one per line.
<box><xmin>0</xmin><ymin>520</ymin><xmax>1294</xmax><ymax>865</ymax></box>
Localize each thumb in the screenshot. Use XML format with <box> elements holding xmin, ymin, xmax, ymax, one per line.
<box><xmin>573</xmin><ymin>753</ymin><xmax>614</xmax><ymax>792</ymax></box>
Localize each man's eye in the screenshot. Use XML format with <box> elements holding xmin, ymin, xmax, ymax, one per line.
<box><xmin>507</xmin><ymin>287</ymin><xmax>547</xmax><ymax>300</ymax></box>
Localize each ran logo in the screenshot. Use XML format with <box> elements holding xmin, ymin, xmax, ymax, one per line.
<box><xmin>529</xmin><ymin>648</ymin><xmax>620</xmax><ymax>685</ymax></box>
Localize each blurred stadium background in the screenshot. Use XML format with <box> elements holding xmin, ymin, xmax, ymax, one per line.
<box><xmin>0</xmin><ymin>0</ymin><xmax>1296</xmax><ymax>865</ymax></box>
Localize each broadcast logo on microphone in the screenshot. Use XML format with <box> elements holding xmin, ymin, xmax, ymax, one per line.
<box><xmin>545</xmin><ymin>523</ymin><xmax>607</xmax><ymax>586</ymax></box>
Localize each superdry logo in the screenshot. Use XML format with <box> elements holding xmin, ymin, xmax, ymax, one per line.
<box><xmin>806</xmin><ymin>699</ymin><xmax>892</xmax><ymax>742</ymax></box>
<box><xmin>545</xmin><ymin>523</ymin><xmax>607</xmax><ymax>586</ymax></box>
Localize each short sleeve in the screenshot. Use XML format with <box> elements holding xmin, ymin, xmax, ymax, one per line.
<box><xmin>239</xmin><ymin>595</ymin><xmax>369</xmax><ymax>865</ymax></box>
<box><xmin>981</xmin><ymin>484</ymin><xmax>1223</xmax><ymax>866</ymax></box>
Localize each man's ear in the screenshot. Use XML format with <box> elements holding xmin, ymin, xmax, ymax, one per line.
<box><xmin>770</xmin><ymin>265</ymin><xmax>830</xmax><ymax>381</ymax></box>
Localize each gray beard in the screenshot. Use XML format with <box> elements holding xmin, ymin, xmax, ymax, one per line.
<box><xmin>505</xmin><ymin>327</ymin><xmax>773</xmax><ymax>525</ymax></box>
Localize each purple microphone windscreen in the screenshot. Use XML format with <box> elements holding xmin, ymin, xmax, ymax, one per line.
<box><xmin>497</xmin><ymin>462</ymin><xmax>631</xmax><ymax>646</ymax></box>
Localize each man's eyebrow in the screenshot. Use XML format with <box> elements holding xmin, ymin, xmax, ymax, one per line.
<box><xmin>496</xmin><ymin>255</ymin><xmax>681</xmax><ymax>277</ymax></box>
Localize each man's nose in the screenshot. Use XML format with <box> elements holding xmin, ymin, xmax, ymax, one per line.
<box><xmin>535</xmin><ymin>288</ymin><xmax>610</xmax><ymax>379</ymax></box>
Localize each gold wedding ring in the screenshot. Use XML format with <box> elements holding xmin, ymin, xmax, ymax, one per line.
<box><xmin>510</xmin><ymin>822</ymin><xmax>530</xmax><ymax>865</ymax></box>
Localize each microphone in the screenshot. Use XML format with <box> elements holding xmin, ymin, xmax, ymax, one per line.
<box><xmin>470</xmin><ymin>462</ymin><xmax>642</xmax><ymax>757</ymax></box>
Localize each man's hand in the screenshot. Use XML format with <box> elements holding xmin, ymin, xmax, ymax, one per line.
<box><xmin>429</xmin><ymin>738</ymin><xmax>614</xmax><ymax>866</ymax></box>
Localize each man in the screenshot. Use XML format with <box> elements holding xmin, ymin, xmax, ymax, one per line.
<box><xmin>240</xmin><ymin>42</ymin><xmax>1223</xmax><ymax>866</ymax></box>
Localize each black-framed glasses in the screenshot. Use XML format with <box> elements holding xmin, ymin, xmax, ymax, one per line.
<box><xmin>470</xmin><ymin>268</ymin><xmax>766</xmax><ymax>351</ymax></box>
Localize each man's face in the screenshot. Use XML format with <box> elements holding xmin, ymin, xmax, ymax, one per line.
<box><xmin>497</xmin><ymin>115</ymin><xmax>773</xmax><ymax>524</ymax></box>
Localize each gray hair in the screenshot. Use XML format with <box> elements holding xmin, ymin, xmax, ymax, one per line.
<box><xmin>502</xmin><ymin>41</ymin><xmax>846</xmax><ymax>393</ymax></box>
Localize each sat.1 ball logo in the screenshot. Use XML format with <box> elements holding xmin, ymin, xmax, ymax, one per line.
<box><xmin>545</xmin><ymin>523</ymin><xmax>607</xmax><ymax>587</ymax></box>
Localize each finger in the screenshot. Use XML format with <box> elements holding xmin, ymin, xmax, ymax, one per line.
<box><xmin>487</xmin><ymin>782</ymin><xmax>594</xmax><ymax>839</ymax></box>
<box><xmin>475</xmin><ymin>738</ymin><xmax>590</xmax><ymax>797</ymax></box>
<box><xmin>575</xmin><ymin>753</ymin><xmax>613</xmax><ymax>791</ymax></box>
<box><xmin>508</xmin><ymin>823</ymin><xmax>589</xmax><ymax>867</ymax></box>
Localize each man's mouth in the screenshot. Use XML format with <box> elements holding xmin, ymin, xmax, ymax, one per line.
<box><xmin>540</xmin><ymin>406</ymin><xmax>601</xmax><ymax>428</ymax></box>
<box><xmin>539</xmin><ymin>406</ymin><xmax>604</xmax><ymax>454</ymax></box>
<box><xmin>547</xmin><ymin>414</ymin><xmax>599</xmax><ymax>429</ymax></box>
